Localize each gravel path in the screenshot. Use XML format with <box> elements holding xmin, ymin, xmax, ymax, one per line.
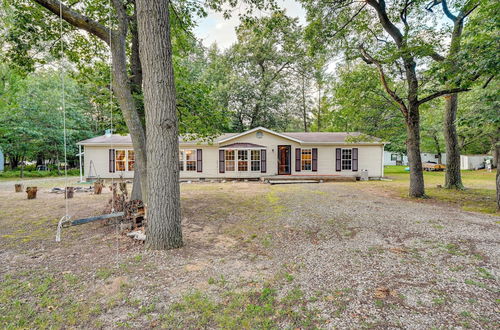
<box><xmin>269</xmin><ymin>183</ymin><xmax>499</xmax><ymax>329</ymax></box>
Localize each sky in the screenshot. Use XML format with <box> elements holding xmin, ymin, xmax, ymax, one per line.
<box><xmin>193</xmin><ymin>0</ymin><xmax>307</xmax><ymax>50</ymax></box>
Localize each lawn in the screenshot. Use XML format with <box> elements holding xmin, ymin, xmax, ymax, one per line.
<box><xmin>0</xmin><ymin>178</ymin><xmax>499</xmax><ymax>328</ymax></box>
<box><xmin>373</xmin><ymin>166</ymin><xmax>498</xmax><ymax>214</ymax></box>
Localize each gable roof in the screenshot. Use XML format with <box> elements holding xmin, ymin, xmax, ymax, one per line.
<box><xmin>220</xmin><ymin>142</ymin><xmax>266</xmax><ymax>149</ymax></box>
<box><xmin>218</xmin><ymin>127</ymin><xmax>303</xmax><ymax>144</ymax></box>
<box><xmin>77</xmin><ymin>134</ymin><xmax>133</xmax><ymax>145</ymax></box>
<box><xmin>78</xmin><ymin>127</ymin><xmax>383</xmax><ymax>146</ymax></box>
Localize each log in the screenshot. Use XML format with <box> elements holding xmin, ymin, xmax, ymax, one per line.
<box><xmin>26</xmin><ymin>187</ymin><xmax>38</xmax><ymax>199</ymax></box>
<box><xmin>65</xmin><ymin>187</ymin><xmax>74</xmax><ymax>199</ymax></box>
<box><xmin>15</xmin><ymin>184</ymin><xmax>23</xmax><ymax>193</ymax></box>
<box><xmin>94</xmin><ymin>181</ymin><xmax>103</xmax><ymax>195</ymax></box>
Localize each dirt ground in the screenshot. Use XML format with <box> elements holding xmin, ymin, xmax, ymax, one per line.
<box><xmin>0</xmin><ymin>177</ymin><xmax>498</xmax><ymax>329</ymax></box>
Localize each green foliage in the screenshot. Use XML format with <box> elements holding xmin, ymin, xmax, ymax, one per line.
<box><xmin>322</xmin><ymin>64</ymin><xmax>406</xmax><ymax>151</ymax></box>
<box><xmin>0</xmin><ymin>66</ymin><xmax>94</xmax><ymax>168</ymax></box>
<box><xmin>0</xmin><ymin>169</ymin><xmax>79</xmax><ymax>178</ymax></box>
<box><xmin>210</xmin><ymin>11</ymin><xmax>307</xmax><ymax>131</ymax></box>
<box><xmin>457</xmin><ymin>80</ymin><xmax>499</xmax><ymax>154</ymax></box>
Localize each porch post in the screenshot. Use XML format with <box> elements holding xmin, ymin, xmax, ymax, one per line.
<box><xmin>79</xmin><ymin>144</ymin><xmax>83</xmax><ymax>182</ymax></box>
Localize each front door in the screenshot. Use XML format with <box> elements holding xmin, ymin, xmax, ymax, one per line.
<box><xmin>278</xmin><ymin>145</ymin><xmax>291</xmax><ymax>175</ymax></box>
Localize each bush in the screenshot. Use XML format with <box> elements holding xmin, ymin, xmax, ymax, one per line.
<box><xmin>0</xmin><ymin>169</ymin><xmax>80</xmax><ymax>178</ymax></box>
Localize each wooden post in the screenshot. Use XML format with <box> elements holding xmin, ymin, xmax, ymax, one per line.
<box><xmin>15</xmin><ymin>184</ymin><xmax>23</xmax><ymax>193</ymax></box>
<box><xmin>94</xmin><ymin>181</ymin><xmax>103</xmax><ymax>195</ymax></box>
<box><xmin>26</xmin><ymin>187</ymin><xmax>38</xmax><ymax>199</ymax></box>
<box><xmin>65</xmin><ymin>187</ymin><xmax>74</xmax><ymax>199</ymax></box>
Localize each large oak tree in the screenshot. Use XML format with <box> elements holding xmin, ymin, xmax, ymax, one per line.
<box><xmin>301</xmin><ymin>0</ymin><xmax>493</xmax><ymax>197</ymax></box>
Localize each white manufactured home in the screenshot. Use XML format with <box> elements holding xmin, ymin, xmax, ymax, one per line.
<box><xmin>77</xmin><ymin>127</ymin><xmax>386</xmax><ymax>180</ymax></box>
<box><xmin>460</xmin><ymin>154</ymin><xmax>488</xmax><ymax>170</ymax></box>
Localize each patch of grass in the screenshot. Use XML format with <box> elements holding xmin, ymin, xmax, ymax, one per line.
<box><xmin>432</xmin><ymin>297</ymin><xmax>447</xmax><ymax>305</ymax></box>
<box><xmin>95</xmin><ymin>267</ymin><xmax>114</xmax><ymax>280</ymax></box>
<box><xmin>477</xmin><ymin>267</ymin><xmax>494</xmax><ymax>279</ymax></box>
<box><xmin>438</xmin><ymin>243</ymin><xmax>466</xmax><ymax>256</ymax></box>
<box><xmin>0</xmin><ymin>273</ymin><xmax>100</xmax><ymax>328</ymax></box>
<box><xmin>283</xmin><ymin>273</ymin><xmax>294</xmax><ymax>282</ymax></box>
<box><xmin>464</xmin><ymin>279</ymin><xmax>487</xmax><ymax>289</ymax></box>
<box><xmin>160</xmin><ymin>285</ymin><xmax>322</xmax><ymax>329</ymax></box>
<box><xmin>379</xmin><ymin>167</ymin><xmax>498</xmax><ymax>215</ymax></box>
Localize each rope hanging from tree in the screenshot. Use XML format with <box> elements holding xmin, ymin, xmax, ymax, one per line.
<box><xmin>55</xmin><ymin>0</ymin><xmax>70</xmax><ymax>242</ymax></box>
<box><xmin>56</xmin><ymin>0</ymin><xmax>117</xmax><ymax>242</ymax></box>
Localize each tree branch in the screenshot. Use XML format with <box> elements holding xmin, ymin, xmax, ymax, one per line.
<box><xmin>429</xmin><ymin>51</ymin><xmax>445</xmax><ymax>61</ymax></box>
<box><xmin>33</xmin><ymin>0</ymin><xmax>112</xmax><ymax>45</ymax></box>
<box><xmin>441</xmin><ymin>0</ymin><xmax>457</xmax><ymax>22</ymax></box>
<box><xmin>482</xmin><ymin>75</ymin><xmax>495</xmax><ymax>89</ymax></box>
<box><xmin>358</xmin><ymin>45</ymin><xmax>408</xmax><ymax>117</ymax></box>
<box><xmin>366</xmin><ymin>0</ymin><xmax>404</xmax><ymax>47</ymax></box>
<box><xmin>327</xmin><ymin>3</ymin><xmax>367</xmax><ymax>39</ymax></box>
<box><xmin>418</xmin><ymin>87</ymin><xmax>470</xmax><ymax>105</ymax></box>
<box><xmin>111</xmin><ymin>0</ymin><xmax>129</xmax><ymax>36</ymax></box>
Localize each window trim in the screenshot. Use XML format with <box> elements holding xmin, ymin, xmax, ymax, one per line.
<box><xmin>115</xmin><ymin>149</ymin><xmax>135</xmax><ymax>172</ymax></box>
<box><xmin>179</xmin><ymin>149</ymin><xmax>197</xmax><ymax>172</ymax></box>
<box><xmin>341</xmin><ymin>148</ymin><xmax>352</xmax><ymax>171</ymax></box>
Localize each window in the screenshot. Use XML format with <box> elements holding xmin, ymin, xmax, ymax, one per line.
<box><xmin>301</xmin><ymin>149</ymin><xmax>312</xmax><ymax>171</ymax></box>
<box><xmin>238</xmin><ymin>150</ymin><xmax>248</xmax><ymax>171</ymax></box>
<box><xmin>251</xmin><ymin>150</ymin><xmax>260</xmax><ymax>171</ymax></box>
<box><xmin>179</xmin><ymin>150</ymin><xmax>184</xmax><ymax>171</ymax></box>
<box><xmin>224</xmin><ymin>149</ymin><xmax>261</xmax><ymax>172</ymax></box>
<box><xmin>341</xmin><ymin>149</ymin><xmax>352</xmax><ymax>170</ymax></box>
<box><xmin>115</xmin><ymin>149</ymin><xmax>134</xmax><ymax>172</ymax></box>
<box><xmin>115</xmin><ymin>150</ymin><xmax>126</xmax><ymax>171</ymax></box>
<box><xmin>225</xmin><ymin>150</ymin><xmax>235</xmax><ymax>171</ymax></box>
<box><xmin>128</xmin><ymin>150</ymin><xmax>135</xmax><ymax>171</ymax></box>
<box><xmin>179</xmin><ymin>149</ymin><xmax>196</xmax><ymax>171</ymax></box>
<box><xmin>391</xmin><ymin>153</ymin><xmax>397</xmax><ymax>161</ymax></box>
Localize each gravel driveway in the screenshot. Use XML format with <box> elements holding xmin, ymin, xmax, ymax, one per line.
<box><xmin>268</xmin><ymin>183</ymin><xmax>499</xmax><ymax>329</ymax></box>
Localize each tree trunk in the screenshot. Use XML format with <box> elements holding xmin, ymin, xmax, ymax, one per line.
<box><xmin>317</xmin><ymin>82</ymin><xmax>321</xmax><ymax>132</ymax></box>
<box><xmin>110</xmin><ymin>32</ymin><xmax>148</xmax><ymax>203</ymax></box>
<box><xmin>432</xmin><ymin>134</ymin><xmax>442</xmax><ymax>164</ymax></box>
<box><xmin>20</xmin><ymin>157</ymin><xmax>25</xmax><ymax>178</ymax></box>
<box><xmin>444</xmin><ymin>94</ymin><xmax>463</xmax><ymax>189</ymax></box>
<box><xmin>137</xmin><ymin>0</ymin><xmax>182</xmax><ymax>250</ymax></box>
<box><xmin>26</xmin><ymin>187</ymin><xmax>38</xmax><ymax>199</ymax></box>
<box><xmin>94</xmin><ymin>181</ymin><xmax>103</xmax><ymax>195</ymax></box>
<box><xmin>131</xmin><ymin>169</ymin><xmax>142</xmax><ymax>200</ymax></box>
<box><xmin>406</xmin><ymin>108</ymin><xmax>425</xmax><ymax>198</ymax></box>
<box><xmin>443</xmin><ymin>14</ymin><xmax>464</xmax><ymax>189</ymax></box>
<box><xmin>10</xmin><ymin>155</ymin><xmax>19</xmax><ymax>170</ymax></box>
<box><xmin>302</xmin><ymin>75</ymin><xmax>308</xmax><ymax>132</ymax></box>
<box><xmin>496</xmin><ymin>144</ymin><xmax>500</xmax><ymax>211</ymax></box>
<box><xmin>65</xmin><ymin>187</ymin><xmax>74</xmax><ymax>199</ymax></box>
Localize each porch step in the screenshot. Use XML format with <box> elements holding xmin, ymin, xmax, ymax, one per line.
<box><xmin>268</xmin><ymin>180</ymin><xmax>320</xmax><ymax>185</ymax></box>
